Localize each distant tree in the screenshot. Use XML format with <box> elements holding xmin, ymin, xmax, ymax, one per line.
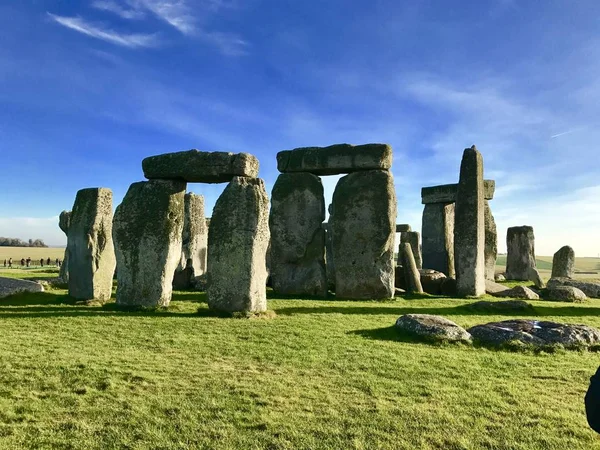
<box><xmin>0</xmin><ymin>237</ymin><xmax>48</xmax><ymax>247</ymax></box>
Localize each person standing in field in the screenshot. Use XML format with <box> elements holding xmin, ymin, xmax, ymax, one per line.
<box><xmin>3</xmin><ymin>259</ymin><xmax>6</xmax><ymax>267</ymax></box>
<box><xmin>40</xmin><ymin>258</ymin><xmax>44</xmax><ymax>267</ymax></box>
<box><xmin>8</xmin><ymin>258</ymin><xmax>12</xmax><ymax>268</ymax></box>
<box><xmin>47</xmin><ymin>257</ymin><xmax>51</xmax><ymax>266</ymax></box>
<box><xmin>26</xmin><ymin>257</ymin><xmax>31</xmax><ymax>268</ymax></box>
<box><xmin>20</xmin><ymin>258</ymin><xmax>25</xmax><ymax>267</ymax></box>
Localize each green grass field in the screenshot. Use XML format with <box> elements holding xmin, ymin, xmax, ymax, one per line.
<box><xmin>1</xmin><ymin>268</ymin><xmax>600</xmax><ymax>448</ymax></box>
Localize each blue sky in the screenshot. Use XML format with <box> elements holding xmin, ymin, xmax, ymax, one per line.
<box><xmin>1</xmin><ymin>0</ymin><xmax>599</xmax><ymax>256</ymax></box>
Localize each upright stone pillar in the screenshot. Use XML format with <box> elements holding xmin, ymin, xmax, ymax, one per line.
<box><xmin>505</xmin><ymin>226</ymin><xmax>536</xmax><ymax>281</ymax></box>
<box><xmin>330</xmin><ymin>170</ymin><xmax>396</xmax><ymax>299</ymax></box>
<box><xmin>484</xmin><ymin>200</ymin><xmax>497</xmax><ymax>280</ymax></box>
<box><xmin>422</xmin><ymin>203</ymin><xmax>455</xmax><ymax>277</ymax></box>
<box><xmin>400</xmin><ymin>231</ymin><xmax>422</xmax><ymax>269</ymax></box>
<box><xmin>400</xmin><ymin>243</ymin><xmax>423</xmax><ymax>294</ymax></box>
<box><xmin>173</xmin><ymin>193</ymin><xmax>207</xmax><ymax>290</ymax></box>
<box><xmin>207</xmin><ymin>177</ymin><xmax>269</xmax><ymax>313</ymax></box>
<box><xmin>58</xmin><ymin>210</ymin><xmax>71</xmax><ymax>283</ymax></box>
<box><xmin>323</xmin><ymin>222</ymin><xmax>335</xmax><ymax>291</ymax></box>
<box><xmin>67</xmin><ymin>188</ymin><xmax>116</xmax><ymax>302</ymax></box>
<box><xmin>454</xmin><ymin>146</ymin><xmax>485</xmax><ymax>297</ymax></box>
<box><xmin>269</xmin><ymin>173</ymin><xmax>326</xmax><ymax>296</ymax></box>
<box><xmin>113</xmin><ymin>180</ymin><xmax>186</xmax><ymax>308</ymax></box>
<box><xmin>552</xmin><ymin>245</ymin><xmax>575</xmax><ymax>278</ymax></box>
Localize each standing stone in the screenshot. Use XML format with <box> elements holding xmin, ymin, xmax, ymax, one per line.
<box><xmin>422</xmin><ymin>203</ymin><xmax>455</xmax><ymax>277</ymax></box>
<box><xmin>400</xmin><ymin>231</ymin><xmax>422</xmax><ymax>269</ymax></box>
<box><xmin>323</xmin><ymin>222</ymin><xmax>335</xmax><ymax>291</ymax></box>
<box><xmin>173</xmin><ymin>193</ymin><xmax>207</xmax><ymax>290</ymax></box>
<box><xmin>454</xmin><ymin>146</ymin><xmax>485</xmax><ymax>297</ymax></box>
<box><xmin>269</xmin><ymin>173</ymin><xmax>327</xmax><ymax>296</ymax></box>
<box><xmin>505</xmin><ymin>226</ymin><xmax>536</xmax><ymax>281</ymax></box>
<box><xmin>207</xmin><ymin>177</ymin><xmax>269</xmax><ymax>313</ymax></box>
<box><xmin>113</xmin><ymin>180</ymin><xmax>186</xmax><ymax>308</ymax></box>
<box><xmin>484</xmin><ymin>200</ymin><xmax>498</xmax><ymax>280</ymax></box>
<box><xmin>58</xmin><ymin>210</ymin><xmax>71</xmax><ymax>283</ymax></box>
<box><xmin>330</xmin><ymin>170</ymin><xmax>396</xmax><ymax>299</ymax></box>
<box><xmin>552</xmin><ymin>245</ymin><xmax>575</xmax><ymax>278</ymax></box>
<box><xmin>67</xmin><ymin>188</ymin><xmax>116</xmax><ymax>302</ymax></box>
<box><xmin>400</xmin><ymin>243</ymin><xmax>423</xmax><ymax>294</ymax></box>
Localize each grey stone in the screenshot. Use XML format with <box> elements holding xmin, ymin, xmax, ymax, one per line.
<box><xmin>552</xmin><ymin>246</ymin><xmax>575</xmax><ymax>278</ymax></box>
<box><xmin>142</xmin><ymin>149</ymin><xmax>259</xmax><ymax>183</ymax></box>
<box><xmin>330</xmin><ymin>170</ymin><xmax>396</xmax><ymax>299</ymax></box>
<box><xmin>440</xmin><ymin>277</ymin><xmax>458</xmax><ymax>296</ymax></box>
<box><xmin>277</xmin><ymin>143</ymin><xmax>392</xmax><ymax>175</ymax></box>
<box><xmin>484</xmin><ymin>200</ymin><xmax>497</xmax><ymax>280</ymax></box>
<box><xmin>207</xmin><ymin>177</ymin><xmax>269</xmax><ymax>313</ymax></box>
<box><xmin>419</xmin><ymin>269</ymin><xmax>446</xmax><ymax>295</ymax></box>
<box><xmin>505</xmin><ymin>226</ymin><xmax>536</xmax><ymax>281</ymax></box>
<box><xmin>468</xmin><ymin>319</ymin><xmax>600</xmax><ymax>348</ymax></box>
<box><xmin>546</xmin><ymin>285</ymin><xmax>587</xmax><ymax>303</ymax></box>
<box><xmin>421</xmin><ymin>180</ymin><xmax>495</xmax><ymax>204</ymax></box>
<box><xmin>113</xmin><ymin>180</ymin><xmax>186</xmax><ymax>308</ymax></box>
<box><xmin>454</xmin><ymin>146</ymin><xmax>486</xmax><ymax>297</ymax></box>
<box><xmin>323</xmin><ymin>221</ymin><xmax>335</xmax><ymax>291</ymax></box>
<box><xmin>492</xmin><ymin>285</ymin><xmax>539</xmax><ymax>300</ymax></box>
<box><xmin>58</xmin><ymin>210</ymin><xmax>71</xmax><ymax>283</ymax></box>
<box><xmin>395</xmin><ymin>314</ymin><xmax>472</xmax><ymax>343</ymax></box>
<box><xmin>269</xmin><ymin>173</ymin><xmax>327</xmax><ymax>296</ymax></box>
<box><xmin>422</xmin><ymin>202</ymin><xmax>455</xmax><ymax>277</ymax></box>
<box><xmin>467</xmin><ymin>300</ymin><xmax>534</xmax><ymax>313</ymax></box>
<box><xmin>400</xmin><ymin>243</ymin><xmax>423</xmax><ymax>294</ymax></box>
<box><xmin>400</xmin><ymin>231</ymin><xmax>422</xmax><ymax>269</ymax></box>
<box><xmin>67</xmin><ymin>188</ymin><xmax>116</xmax><ymax>302</ymax></box>
<box><xmin>528</xmin><ymin>266</ymin><xmax>545</xmax><ymax>289</ymax></box>
<box><xmin>395</xmin><ymin>265</ymin><xmax>406</xmax><ymax>290</ymax></box>
<box><xmin>173</xmin><ymin>193</ymin><xmax>208</xmax><ymax>290</ymax></box>
<box><xmin>0</xmin><ymin>277</ymin><xmax>44</xmax><ymax>298</ymax></box>
<box><xmin>396</xmin><ymin>224</ymin><xmax>411</xmax><ymax>232</ymax></box>
<box><xmin>547</xmin><ymin>278</ymin><xmax>600</xmax><ymax>298</ymax></box>
<box><xmin>485</xmin><ymin>279</ymin><xmax>509</xmax><ymax>295</ymax></box>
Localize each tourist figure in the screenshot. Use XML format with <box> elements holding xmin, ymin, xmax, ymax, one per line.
<box><xmin>8</xmin><ymin>258</ymin><xmax>12</xmax><ymax>268</ymax></box>
<box><xmin>55</xmin><ymin>258</ymin><xmax>59</xmax><ymax>266</ymax></box>
<box><xmin>26</xmin><ymin>257</ymin><xmax>31</xmax><ymax>267</ymax></box>
<box><xmin>47</xmin><ymin>257</ymin><xmax>51</xmax><ymax>266</ymax></box>
<box><xmin>3</xmin><ymin>259</ymin><xmax>6</xmax><ymax>267</ymax></box>
<box><xmin>40</xmin><ymin>258</ymin><xmax>44</xmax><ymax>267</ymax></box>
<box><xmin>21</xmin><ymin>258</ymin><xmax>25</xmax><ymax>267</ymax></box>
<box><xmin>586</xmin><ymin>366</ymin><xmax>600</xmax><ymax>433</ymax></box>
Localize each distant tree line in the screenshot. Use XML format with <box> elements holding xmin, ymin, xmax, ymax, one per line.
<box><xmin>0</xmin><ymin>237</ymin><xmax>48</xmax><ymax>247</ymax></box>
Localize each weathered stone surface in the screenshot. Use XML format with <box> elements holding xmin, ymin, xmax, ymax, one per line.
<box><xmin>492</xmin><ymin>285</ymin><xmax>539</xmax><ymax>300</ymax></box>
<box><xmin>528</xmin><ymin>267</ymin><xmax>545</xmax><ymax>289</ymax></box>
<box><xmin>440</xmin><ymin>277</ymin><xmax>458</xmax><ymax>296</ymax></box>
<box><xmin>505</xmin><ymin>226</ymin><xmax>536</xmax><ymax>281</ymax></box>
<box><xmin>552</xmin><ymin>246</ymin><xmax>575</xmax><ymax>278</ymax></box>
<box><xmin>400</xmin><ymin>243</ymin><xmax>423</xmax><ymax>294</ymax></box>
<box><xmin>0</xmin><ymin>277</ymin><xmax>44</xmax><ymax>298</ymax></box>
<box><xmin>395</xmin><ymin>265</ymin><xmax>406</xmax><ymax>290</ymax></box>
<box><xmin>546</xmin><ymin>286</ymin><xmax>587</xmax><ymax>303</ymax></box>
<box><xmin>468</xmin><ymin>300</ymin><xmax>534</xmax><ymax>313</ymax></box>
<box><xmin>400</xmin><ymin>231</ymin><xmax>422</xmax><ymax>269</ymax></box>
<box><xmin>421</xmin><ymin>180</ymin><xmax>495</xmax><ymax>204</ymax></box>
<box><xmin>173</xmin><ymin>193</ymin><xmax>207</xmax><ymax>290</ymax></box>
<box><xmin>419</xmin><ymin>269</ymin><xmax>446</xmax><ymax>295</ymax></box>
<box><xmin>485</xmin><ymin>279</ymin><xmax>509</xmax><ymax>295</ymax></box>
<box><xmin>454</xmin><ymin>146</ymin><xmax>485</xmax><ymax>297</ymax></box>
<box><xmin>67</xmin><ymin>188</ymin><xmax>116</xmax><ymax>302</ymax></box>
<box><xmin>113</xmin><ymin>180</ymin><xmax>186</xmax><ymax>308</ymax></box>
<box><xmin>422</xmin><ymin>203</ymin><xmax>455</xmax><ymax>277</ymax></box>
<box><xmin>323</xmin><ymin>221</ymin><xmax>335</xmax><ymax>291</ymax></box>
<box><xmin>395</xmin><ymin>314</ymin><xmax>472</xmax><ymax>343</ymax></box>
<box><xmin>207</xmin><ymin>177</ymin><xmax>269</xmax><ymax>313</ymax></box>
<box><xmin>142</xmin><ymin>150</ymin><xmax>259</xmax><ymax>183</ymax></box>
<box><xmin>330</xmin><ymin>170</ymin><xmax>396</xmax><ymax>299</ymax></box>
<box><xmin>547</xmin><ymin>278</ymin><xmax>600</xmax><ymax>298</ymax></box>
<box><xmin>468</xmin><ymin>319</ymin><xmax>600</xmax><ymax>348</ymax></box>
<box><xmin>396</xmin><ymin>224</ymin><xmax>411</xmax><ymax>232</ymax></box>
<box><xmin>484</xmin><ymin>200</ymin><xmax>497</xmax><ymax>280</ymax></box>
<box><xmin>269</xmin><ymin>173</ymin><xmax>327</xmax><ymax>296</ymax></box>
<box><xmin>277</xmin><ymin>143</ymin><xmax>392</xmax><ymax>175</ymax></box>
<box><xmin>58</xmin><ymin>210</ymin><xmax>71</xmax><ymax>283</ymax></box>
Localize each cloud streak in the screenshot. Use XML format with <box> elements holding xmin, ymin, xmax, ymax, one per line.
<box><xmin>47</xmin><ymin>13</ymin><xmax>159</xmax><ymax>48</ymax></box>
<box><xmin>91</xmin><ymin>0</ymin><xmax>146</xmax><ymax>20</ymax></box>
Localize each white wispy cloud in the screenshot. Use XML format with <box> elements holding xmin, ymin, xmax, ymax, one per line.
<box><xmin>91</xmin><ymin>0</ymin><xmax>146</xmax><ymax>20</ymax></box>
<box><xmin>47</xmin><ymin>13</ymin><xmax>159</xmax><ymax>48</ymax></box>
<box><xmin>199</xmin><ymin>30</ymin><xmax>249</xmax><ymax>56</ymax></box>
<box><xmin>131</xmin><ymin>0</ymin><xmax>196</xmax><ymax>35</ymax></box>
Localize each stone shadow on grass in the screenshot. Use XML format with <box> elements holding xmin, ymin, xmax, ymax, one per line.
<box><xmin>349</xmin><ymin>325</ymin><xmax>466</xmax><ymax>347</ymax></box>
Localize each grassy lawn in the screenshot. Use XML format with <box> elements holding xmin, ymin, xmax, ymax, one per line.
<box><xmin>1</xmin><ymin>277</ymin><xmax>600</xmax><ymax>448</ymax></box>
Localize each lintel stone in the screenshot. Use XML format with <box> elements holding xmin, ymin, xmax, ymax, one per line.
<box><xmin>421</xmin><ymin>180</ymin><xmax>495</xmax><ymax>204</ymax></box>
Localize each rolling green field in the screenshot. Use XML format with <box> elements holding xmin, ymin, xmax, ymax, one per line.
<box><xmin>1</xmin><ymin>269</ymin><xmax>600</xmax><ymax>448</ymax></box>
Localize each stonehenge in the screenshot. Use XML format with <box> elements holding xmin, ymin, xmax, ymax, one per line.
<box><xmin>454</xmin><ymin>146</ymin><xmax>486</xmax><ymax>297</ymax></box>
<box><xmin>421</xmin><ymin>179</ymin><xmax>496</xmax><ymax>280</ymax></box>
<box><xmin>505</xmin><ymin>226</ymin><xmax>536</xmax><ymax>281</ymax></box>
<box><xmin>67</xmin><ymin>188</ymin><xmax>116</xmax><ymax>302</ymax></box>
<box><xmin>400</xmin><ymin>243</ymin><xmax>423</xmax><ymax>294</ymax></box>
<box><xmin>399</xmin><ymin>231</ymin><xmax>422</xmax><ymax>270</ymax></box>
